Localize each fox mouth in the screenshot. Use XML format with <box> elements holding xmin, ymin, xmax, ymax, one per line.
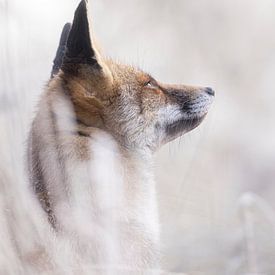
<box><xmin>164</xmin><ymin>114</ymin><xmax>206</xmax><ymax>141</ymax></box>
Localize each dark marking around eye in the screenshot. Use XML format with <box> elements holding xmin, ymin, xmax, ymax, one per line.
<box><xmin>145</xmin><ymin>81</ymin><xmax>154</xmax><ymax>88</ymax></box>
<box><xmin>143</xmin><ymin>76</ymin><xmax>159</xmax><ymax>89</ymax></box>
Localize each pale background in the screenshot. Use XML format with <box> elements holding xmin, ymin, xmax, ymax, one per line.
<box><xmin>1</xmin><ymin>0</ymin><xmax>275</xmax><ymax>274</ymax></box>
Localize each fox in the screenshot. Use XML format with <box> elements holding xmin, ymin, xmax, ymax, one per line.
<box><xmin>28</xmin><ymin>0</ymin><xmax>214</xmax><ymax>272</ymax></box>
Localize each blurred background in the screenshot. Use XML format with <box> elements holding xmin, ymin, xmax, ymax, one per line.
<box><xmin>1</xmin><ymin>0</ymin><xmax>275</xmax><ymax>274</ymax></box>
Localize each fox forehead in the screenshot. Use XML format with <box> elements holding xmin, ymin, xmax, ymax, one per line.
<box><xmin>106</xmin><ymin>60</ymin><xmax>150</xmax><ymax>86</ymax></box>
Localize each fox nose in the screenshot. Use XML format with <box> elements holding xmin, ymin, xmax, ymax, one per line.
<box><xmin>204</xmin><ymin>87</ymin><xmax>215</xmax><ymax>96</ymax></box>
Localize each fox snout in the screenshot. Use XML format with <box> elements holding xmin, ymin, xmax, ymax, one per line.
<box><xmin>162</xmin><ymin>84</ymin><xmax>214</xmax><ymax>118</ymax></box>
<box><xmin>179</xmin><ymin>86</ymin><xmax>215</xmax><ymax>118</ymax></box>
<box><xmin>160</xmin><ymin>85</ymin><xmax>215</xmax><ymax>144</ymax></box>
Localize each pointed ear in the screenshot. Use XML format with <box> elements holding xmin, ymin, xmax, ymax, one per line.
<box><xmin>51</xmin><ymin>23</ymin><xmax>71</xmax><ymax>78</ymax></box>
<box><xmin>62</xmin><ymin>0</ymin><xmax>105</xmax><ymax>71</ymax></box>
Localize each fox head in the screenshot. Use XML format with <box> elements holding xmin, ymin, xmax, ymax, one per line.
<box><xmin>57</xmin><ymin>0</ymin><xmax>214</xmax><ymax>151</ymax></box>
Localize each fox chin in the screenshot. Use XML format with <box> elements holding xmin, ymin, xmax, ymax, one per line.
<box><xmin>27</xmin><ymin>0</ymin><xmax>214</xmax><ymax>272</ymax></box>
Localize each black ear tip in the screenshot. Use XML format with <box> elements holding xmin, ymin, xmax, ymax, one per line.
<box><xmin>77</xmin><ymin>0</ymin><xmax>89</xmax><ymax>10</ymax></box>
<box><xmin>73</xmin><ymin>0</ymin><xmax>89</xmax><ymax>20</ymax></box>
<box><xmin>63</xmin><ymin>22</ymin><xmax>72</xmax><ymax>30</ymax></box>
<box><xmin>51</xmin><ymin>22</ymin><xmax>72</xmax><ymax>78</ymax></box>
<box><xmin>59</xmin><ymin>23</ymin><xmax>72</xmax><ymax>46</ymax></box>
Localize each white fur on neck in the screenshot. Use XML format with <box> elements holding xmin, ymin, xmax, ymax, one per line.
<box><xmin>55</xmin><ymin>129</ymin><xmax>160</xmax><ymax>269</ymax></box>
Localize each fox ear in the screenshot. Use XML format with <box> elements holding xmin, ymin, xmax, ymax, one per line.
<box><xmin>62</xmin><ymin>0</ymin><xmax>104</xmax><ymax>71</ymax></box>
<box><xmin>51</xmin><ymin>23</ymin><xmax>71</xmax><ymax>78</ymax></box>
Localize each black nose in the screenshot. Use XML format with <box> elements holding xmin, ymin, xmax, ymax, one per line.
<box><xmin>205</xmin><ymin>87</ymin><xmax>215</xmax><ymax>96</ymax></box>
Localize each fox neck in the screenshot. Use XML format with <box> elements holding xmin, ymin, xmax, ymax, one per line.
<box><xmin>57</xmin><ymin>129</ymin><xmax>160</xmax><ymax>260</ymax></box>
<box><xmin>68</xmin><ymin>129</ymin><xmax>157</xmax><ymax>222</ymax></box>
